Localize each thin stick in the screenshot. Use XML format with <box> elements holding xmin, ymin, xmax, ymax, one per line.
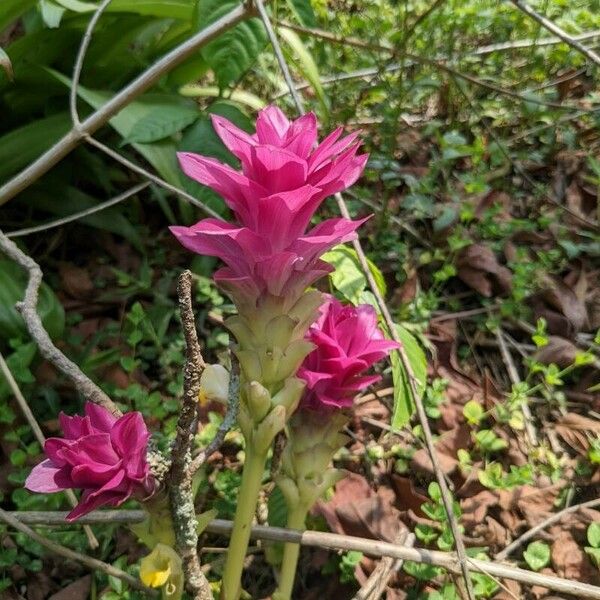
<box><xmin>9</xmin><ymin>511</ymin><xmax>600</xmax><ymax>600</ymax></box>
<box><xmin>70</xmin><ymin>0</ymin><xmax>113</xmax><ymax>127</ymax></box>
<box><xmin>352</xmin><ymin>532</ymin><xmax>414</xmax><ymax>600</ymax></box>
<box><xmin>256</xmin><ymin>2</ymin><xmax>476</xmax><ymax>598</ymax></box>
<box><xmin>0</xmin><ymin>508</ymin><xmax>157</xmax><ymax>595</ymax></box>
<box><xmin>169</xmin><ymin>271</ymin><xmax>211</xmax><ymax>600</ymax></box>
<box><xmin>0</xmin><ymin>2</ymin><xmax>250</xmax><ymax>205</ymax></box>
<box><xmin>6</xmin><ymin>182</ymin><xmax>149</xmax><ymax>238</ymax></box>
<box><xmin>496</xmin><ymin>497</ymin><xmax>600</xmax><ymax>560</ymax></box>
<box><xmin>0</xmin><ymin>229</ymin><xmax>119</xmax><ymax>416</ymax></box>
<box><xmin>0</xmin><ymin>351</ymin><xmax>99</xmax><ymax>549</ymax></box>
<box><xmin>85</xmin><ymin>137</ymin><xmax>221</xmax><ymax>218</ymax></box>
<box><xmin>507</xmin><ymin>0</ymin><xmax>600</xmax><ymax>67</ymax></box>
<box><xmin>494</xmin><ymin>328</ymin><xmax>538</xmax><ymax>446</ymax></box>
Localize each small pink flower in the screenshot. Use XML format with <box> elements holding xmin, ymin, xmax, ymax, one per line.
<box><xmin>298</xmin><ymin>297</ymin><xmax>398</xmax><ymax>411</ymax></box>
<box><xmin>25</xmin><ymin>403</ymin><xmax>155</xmax><ymax>521</ymax></box>
<box><xmin>170</xmin><ymin>106</ymin><xmax>368</xmax><ymax>307</ymax></box>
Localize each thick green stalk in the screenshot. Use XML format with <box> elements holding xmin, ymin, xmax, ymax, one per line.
<box><xmin>273</xmin><ymin>506</ymin><xmax>308</xmax><ymax>600</ymax></box>
<box><xmin>220</xmin><ymin>448</ymin><xmax>267</xmax><ymax>600</ymax></box>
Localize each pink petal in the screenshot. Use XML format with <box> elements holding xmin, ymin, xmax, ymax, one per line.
<box><xmin>85</xmin><ymin>402</ymin><xmax>117</xmax><ymax>433</ymax></box>
<box><xmin>248</xmin><ymin>145</ymin><xmax>308</xmax><ymax>193</ymax></box>
<box><xmin>25</xmin><ymin>459</ymin><xmax>69</xmax><ymax>493</ymax></box>
<box><xmin>111</xmin><ymin>412</ymin><xmax>150</xmax><ymax>457</ymax></box>
<box><xmin>255</xmin><ymin>105</ymin><xmax>290</xmax><ymax>143</ymax></box>
<box><xmin>210</xmin><ymin>114</ymin><xmax>256</xmax><ymax>165</ymax></box>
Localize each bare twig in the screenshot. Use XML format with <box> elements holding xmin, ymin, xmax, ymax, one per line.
<box><xmin>189</xmin><ymin>363</ymin><xmax>239</xmax><ymax>476</ymax></box>
<box><xmin>70</xmin><ymin>0</ymin><xmax>113</xmax><ymax>127</ymax></box>
<box><xmin>10</xmin><ymin>511</ymin><xmax>600</xmax><ymax>599</ymax></box>
<box><xmin>352</xmin><ymin>532</ymin><xmax>414</xmax><ymax>600</ymax></box>
<box><xmin>85</xmin><ymin>137</ymin><xmax>221</xmax><ymax>218</ymax></box>
<box><xmin>494</xmin><ymin>328</ymin><xmax>538</xmax><ymax>446</ymax></box>
<box><xmin>169</xmin><ymin>271</ymin><xmax>211</xmax><ymax>600</ymax></box>
<box><xmin>0</xmin><ymin>2</ymin><xmax>250</xmax><ymax>205</ymax></box>
<box><xmin>257</xmin><ymin>2</ymin><xmax>476</xmax><ymax>598</ymax></box>
<box><xmin>496</xmin><ymin>497</ymin><xmax>600</xmax><ymax>561</ymax></box>
<box><xmin>0</xmin><ymin>508</ymin><xmax>158</xmax><ymax>595</ymax></box>
<box><xmin>6</xmin><ymin>183</ymin><xmax>149</xmax><ymax>238</ymax></box>
<box><xmin>0</xmin><ymin>351</ymin><xmax>99</xmax><ymax>548</ymax></box>
<box><xmin>0</xmin><ymin>229</ymin><xmax>120</xmax><ymax>416</ymax></box>
<box><xmin>507</xmin><ymin>0</ymin><xmax>600</xmax><ymax>67</ymax></box>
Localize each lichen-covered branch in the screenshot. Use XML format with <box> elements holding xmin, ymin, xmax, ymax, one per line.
<box><xmin>0</xmin><ymin>229</ymin><xmax>120</xmax><ymax>416</ymax></box>
<box><xmin>169</xmin><ymin>270</ymin><xmax>212</xmax><ymax>600</ymax></box>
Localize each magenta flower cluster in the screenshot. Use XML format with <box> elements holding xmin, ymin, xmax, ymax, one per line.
<box><xmin>298</xmin><ymin>296</ymin><xmax>398</xmax><ymax>411</ymax></box>
<box><xmin>170</xmin><ymin>106</ymin><xmax>367</xmax><ymax>308</ymax></box>
<box><xmin>25</xmin><ymin>403</ymin><xmax>154</xmax><ymax>520</ymax></box>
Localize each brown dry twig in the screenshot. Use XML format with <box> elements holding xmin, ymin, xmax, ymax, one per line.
<box><xmin>169</xmin><ymin>270</ymin><xmax>211</xmax><ymax>600</ymax></box>
<box><xmin>0</xmin><ymin>229</ymin><xmax>120</xmax><ymax>416</ymax></box>
<box><xmin>10</xmin><ymin>511</ymin><xmax>600</xmax><ymax>599</ymax></box>
<box><xmin>0</xmin><ymin>508</ymin><xmax>158</xmax><ymax>595</ymax></box>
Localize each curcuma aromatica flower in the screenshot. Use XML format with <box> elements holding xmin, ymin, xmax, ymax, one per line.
<box><xmin>298</xmin><ymin>295</ymin><xmax>399</xmax><ymax>412</ymax></box>
<box><xmin>25</xmin><ymin>402</ymin><xmax>155</xmax><ymax>521</ymax></box>
<box><xmin>171</xmin><ymin>106</ymin><xmax>367</xmax><ymax>312</ymax></box>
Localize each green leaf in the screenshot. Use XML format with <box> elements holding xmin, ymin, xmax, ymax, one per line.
<box><xmin>286</xmin><ymin>0</ymin><xmax>316</xmax><ymax>27</ymax></box>
<box><xmin>588</xmin><ymin>522</ymin><xmax>600</xmax><ymax>548</ymax></box>
<box><xmin>0</xmin><ymin>112</ymin><xmax>71</xmax><ymax>187</ymax></box>
<box><xmin>277</xmin><ymin>26</ymin><xmax>329</xmax><ymax>118</ymax></box>
<box><xmin>322</xmin><ymin>244</ymin><xmax>386</xmax><ymax>305</ymax></box>
<box><xmin>391</xmin><ymin>324</ymin><xmax>427</xmax><ymax>429</ymax></box>
<box><xmin>0</xmin><ymin>260</ymin><xmax>65</xmax><ymax>341</ymax></box>
<box><xmin>53</xmin><ymin>0</ymin><xmax>97</xmax><ymax>12</ymax></box>
<box><xmin>586</xmin><ymin>546</ymin><xmax>600</xmax><ymax>568</ymax></box>
<box><xmin>0</xmin><ymin>47</ymin><xmax>13</xmax><ymax>82</ymax></box>
<box><xmin>197</xmin><ymin>0</ymin><xmax>267</xmax><ymax>88</ymax></box>
<box><xmin>126</xmin><ymin>105</ymin><xmax>198</xmax><ymax>143</ymax></box>
<box><xmin>105</xmin><ymin>0</ymin><xmax>195</xmax><ymax>19</ymax></box>
<box><xmin>463</xmin><ymin>400</ymin><xmax>484</xmax><ymax>425</ymax></box>
<box><xmin>179</xmin><ymin>85</ymin><xmax>266</xmax><ymax>111</ymax></box>
<box><xmin>403</xmin><ymin>560</ymin><xmax>443</xmax><ymax>580</ymax></box>
<box><xmin>39</xmin><ymin>0</ymin><xmax>65</xmax><ymax>28</ymax></box>
<box><xmin>523</xmin><ymin>541</ymin><xmax>550</xmax><ymax>572</ymax></box>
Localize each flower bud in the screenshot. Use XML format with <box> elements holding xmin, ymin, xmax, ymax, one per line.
<box><xmin>198</xmin><ymin>364</ymin><xmax>229</xmax><ymax>406</ymax></box>
<box><xmin>246</xmin><ymin>381</ymin><xmax>271</xmax><ymax>423</ymax></box>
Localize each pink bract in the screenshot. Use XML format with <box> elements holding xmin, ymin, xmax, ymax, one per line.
<box><xmin>298</xmin><ymin>297</ymin><xmax>398</xmax><ymax>411</ymax></box>
<box><xmin>25</xmin><ymin>403</ymin><xmax>155</xmax><ymax>521</ymax></box>
<box><xmin>170</xmin><ymin>105</ymin><xmax>368</xmax><ymax>307</ymax></box>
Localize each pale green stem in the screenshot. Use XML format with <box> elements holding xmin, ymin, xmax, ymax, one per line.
<box><xmin>220</xmin><ymin>447</ymin><xmax>267</xmax><ymax>600</ymax></box>
<box><xmin>273</xmin><ymin>505</ymin><xmax>309</xmax><ymax>600</ymax></box>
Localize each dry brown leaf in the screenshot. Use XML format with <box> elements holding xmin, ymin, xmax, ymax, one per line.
<box><xmin>48</xmin><ymin>576</ymin><xmax>91</xmax><ymax>600</ymax></box>
<box><xmin>555</xmin><ymin>412</ymin><xmax>600</xmax><ymax>455</ymax></box>
<box><xmin>551</xmin><ymin>531</ymin><xmax>600</xmax><ymax>583</ymax></box>
<box><xmin>534</xmin><ymin>336</ymin><xmax>579</xmax><ymax>368</ymax></box>
<box><xmin>456</xmin><ymin>243</ymin><xmax>512</xmax><ymax>297</ymax></box>
<box><xmin>59</xmin><ymin>263</ymin><xmax>94</xmax><ymax>299</ymax></box>
<box><xmin>460</xmin><ymin>490</ymin><xmax>498</xmax><ymax>527</ymax></box>
<box><xmin>538</xmin><ymin>274</ymin><xmax>589</xmax><ymax>333</ymax></box>
<box><xmin>411</xmin><ymin>425</ymin><xmax>471</xmax><ymax>475</ymax></box>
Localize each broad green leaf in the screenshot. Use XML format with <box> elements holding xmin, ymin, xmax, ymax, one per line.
<box><xmin>523</xmin><ymin>541</ymin><xmax>550</xmax><ymax>572</ymax></box>
<box><xmin>391</xmin><ymin>324</ymin><xmax>426</xmax><ymax>429</ymax></box>
<box><xmin>286</xmin><ymin>0</ymin><xmax>316</xmax><ymax>27</ymax></box>
<box><xmin>106</xmin><ymin>0</ymin><xmax>195</xmax><ymax>19</ymax></box>
<box><xmin>0</xmin><ymin>112</ymin><xmax>71</xmax><ymax>186</ymax></box>
<box><xmin>277</xmin><ymin>26</ymin><xmax>329</xmax><ymax>119</ymax></box>
<box><xmin>179</xmin><ymin>85</ymin><xmax>266</xmax><ymax>111</ymax></box>
<box><xmin>126</xmin><ymin>105</ymin><xmax>198</xmax><ymax>143</ymax></box>
<box><xmin>0</xmin><ymin>0</ymin><xmax>37</xmax><ymax>32</ymax></box>
<box><xmin>588</xmin><ymin>522</ymin><xmax>600</xmax><ymax>548</ymax></box>
<box><xmin>322</xmin><ymin>245</ymin><xmax>386</xmax><ymax>305</ymax></box>
<box><xmin>39</xmin><ymin>0</ymin><xmax>65</xmax><ymax>28</ymax></box>
<box><xmin>53</xmin><ymin>0</ymin><xmax>97</xmax><ymax>12</ymax></box>
<box><xmin>0</xmin><ymin>260</ymin><xmax>65</xmax><ymax>341</ymax></box>
<box><xmin>0</xmin><ymin>47</ymin><xmax>13</xmax><ymax>81</ymax></box>
<box><xmin>26</xmin><ymin>186</ymin><xmax>144</xmax><ymax>250</ymax></box>
<box><xmin>586</xmin><ymin>547</ymin><xmax>600</xmax><ymax>568</ymax></box>
<box><xmin>463</xmin><ymin>400</ymin><xmax>484</xmax><ymax>425</ymax></box>
<box><xmin>197</xmin><ymin>0</ymin><xmax>267</xmax><ymax>88</ymax></box>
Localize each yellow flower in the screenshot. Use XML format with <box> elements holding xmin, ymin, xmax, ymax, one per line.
<box><xmin>198</xmin><ymin>364</ymin><xmax>230</xmax><ymax>406</ymax></box>
<box><xmin>140</xmin><ymin>544</ymin><xmax>183</xmax><ymax>599</ymax></box>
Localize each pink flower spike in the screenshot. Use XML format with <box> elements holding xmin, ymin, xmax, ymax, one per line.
<box><xmin>25</xmin><ymin>403</ymin><xmax>155</xmax><ymax>520</ymax></box>
<box><xmin>298</xmin><ymin>297</ymin><xmax>399</xmax><ymax>412</ymax></box>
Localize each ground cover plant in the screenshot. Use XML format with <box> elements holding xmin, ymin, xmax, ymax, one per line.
<box><xmin>0</xmin><ymin>1</ymin><xmax>600</xmax><ymax>599</ymax></box>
